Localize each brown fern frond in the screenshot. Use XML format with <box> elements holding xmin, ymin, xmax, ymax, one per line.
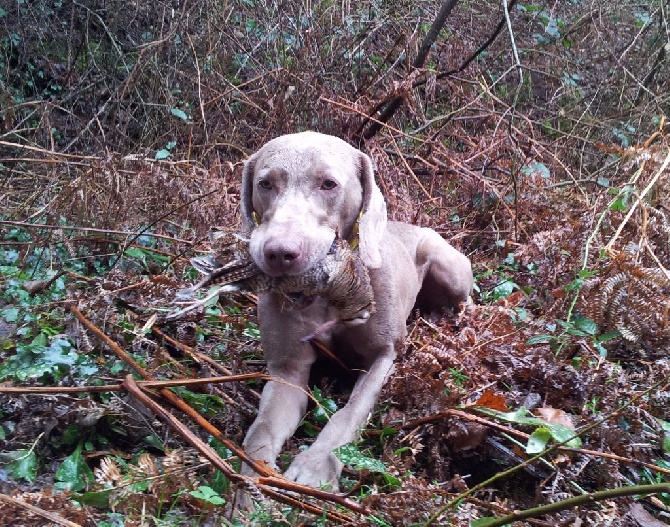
<box><xmin>581</xmin><ymin>253</ymin><xmax>670</xmax><ymax>352</ymax></box>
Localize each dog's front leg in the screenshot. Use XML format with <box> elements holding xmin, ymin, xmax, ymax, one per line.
<box><xmin>236</xmin><ymin>357</ymin><xmax>312</xmax><ymax>509</ymax></box>
<box><xmin>242</xmin><ymin>366</ymin><xmax>311</xmax><ymax>467</ymax></box>
<box><xmin>236</xmin><ymin>293</ymin><xmax>324</xmax><ymax>508</ymax></box>
<box><xmin>284</xmin><ymin>346</ymin><xmax>396</xmax><ymax>489</ymax></box>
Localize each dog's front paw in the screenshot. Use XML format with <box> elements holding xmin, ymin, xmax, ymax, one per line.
<box><xmin>284</xmin><ymin>449</ymin><xmax>343</xmax><ymax>490</ymax></box>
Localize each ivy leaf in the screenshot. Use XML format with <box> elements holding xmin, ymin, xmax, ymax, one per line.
<box><xmin>336</xmin><ymin>444</ymin><xmax>387</xmax><ymax>473</ymax></box>
<box><xmin>491</xmin><ymin>279</ymin><xmax>517</xmax><ymax>300</ymax></box>
<box><xmin>75</xmin><ymin>490</ymin><xmax>112</xmax><ymax>507</ymax></box>
<box><xmin>1</xmin><ymin>306</ymin><xmax>19</xmax><ymax>323</ymax></box>
<box><xmin>311</xmin><ymin>386</ymin><xmax>338</xmax><ymax>423</ymax></box>
<box><xmin>55</xmin><ymin>443</ymin><xmax>94</xmax><ymax>492</ymax></box>
<box><xmin>5</xmin><ymin>449</ymin><xmax>38</xmax><ymax>482</ymax></box>
<box><xmin>521</xmin><ymin>162</ymin><xmax>550</xmax><ymax>178</ymax></box>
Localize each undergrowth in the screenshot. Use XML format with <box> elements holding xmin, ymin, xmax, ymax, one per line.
<box><xmin>1</xmin><ymin>0</ymin><xmax>669</xmax><ymax>525</ymax></box>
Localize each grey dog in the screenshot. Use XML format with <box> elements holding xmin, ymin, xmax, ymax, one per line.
<box><xmin>236</xmin><ymin>132</ymin><xmax>473</xmax><ymax>505</ymax></box>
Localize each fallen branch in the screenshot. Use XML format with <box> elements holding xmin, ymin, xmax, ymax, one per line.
<box><xmin>122</xmin><ymin>375</ymin><xmax>356</xmax><ymax>522</ymax></box>
<box><xmin>69</xmin><ymin>303</ymin><xmax>367</xmax><ymax>520</ymax></box>
<box><xmin>0</xmin><ymin>373</ymin><xmax>270</xmax><ymax>394</ymax></box>
<box><xmin>478</xmin><ymin>483</ymin><xmax>670</xmax><ymax>527</ymax></box>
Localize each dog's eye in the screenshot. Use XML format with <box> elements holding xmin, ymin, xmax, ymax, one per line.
<box><xmin>258</xmin><ymin>180</ymin><xmax>272</xmax><ymax>190</ymax></box>
<box><xmin>320</xmin><ymin>179</ymin><xmax>338</xmax><ymax>190</ymax></box>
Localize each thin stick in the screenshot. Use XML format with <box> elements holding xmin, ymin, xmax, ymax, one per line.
<box><xmin>606</xmin><ymin>147</ymin><xmax>670</xmax><ymax>250</ymax></box>
<box><xmin>0</xmin><ymin>493</ymin><xmax>82</xmax><ymax>527</ymax></box>
<box><xmin>0</xmin><ymin>374</ymin><xmax>270</xmax><ymax>394</ymax></box>
<box><xmin>480</xmin><ymin>483</ymin><xmax>670</xmax><ymax>527</ymax></box>
<box><xmin>0</xmin><ymin>220</ymin><xmax>193</xmax><ymax>244</ymax></box>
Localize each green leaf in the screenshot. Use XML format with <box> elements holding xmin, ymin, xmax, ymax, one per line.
<box><xmin>491</xmin><ymin>279</ymin><xmax>517</xmax><ymax>300</ymax></box>
<box><xmin>55</xmin><ymin>443</ymin><xmax>94</xmax><ymax>492</ymax></box>
<box><xmin>32</xmin><ymin>332</ymin><xmax>47</xmax><ymax>348</ymax></box>
<box><xmin>610</xmin><ymin>196</ymin><xmax>628</xmax><ymax>211</ymax></box>
<box><xmin>597</xmin><ymin>330</ymin><xmax>621</xmax><ymax>343</ymax></box>
<box><xmin>612</xmin><ymin>127</ymin><xmax>630</xmax><ymax>148</ymax></box>
<box><xmin>170</xmin><ymin>108</ymin><xmax>189</xmax><ymax>121</ymax></box>
<box><xmin>177</xmin><ymin>388</ymin><xmax>225</xmax><ymax>418</ymax></box>
<box><xmin>657</xmin><ymin>419</ymin><xmax>670</xmax><ymax>453</ymax></box>
<box><xmin>526</xmin><ymin>334</ymin><xmax>553</xmax><ymax>345</ymax></box>
<box><xmin>521</xmin><ymin>162</ymin><xmax>550</xmax><ymax>178</ymax></box>
<box><xmin>203</xmin><ymin>288</ymin><xmax>223</xmax><ymax>307</ymax></box>
<box><xmin>155</xmin><ymin>149</ymin><xmax>171</xmax><ymax>160</ymax></box>
<box><xmin>335</xmin><ymin>444</ymin><xmax>387</xmax><ymax>473</ymax></box>
<box><xmin>6</xmin><ymin>449</ymin><xmax>38</xmax><ymax>482</ymax></box>
<box><xmin>311</xmin><ymin>386</ymin><xmax>338</xmax><ymax>423</ymax></box>
<box><xmin>190</xmin><ymin>486</ymin><xmax>226</xmax><ymax>505</ymax></box>
<box><xmin>143</xmin><ymin>434</ymin><xmax>165</xmax><ymax>451</ymax></box>
<box><xmin>527</xmin><ymin>427</ymin><xmax>552</xmax><ymax>454</ymax></box>
<box><xmin>574</xmin><ymin>316</ymin><xmax>598</xmax><ymax>335</ymax></box>
<box><xmin>124</xmin><ymin>247</ymin><xmax>147</xmax><ymax>260</ymax></box>
<box><xmin>1</xmin><ymin>306</ymin><xmax>19</xmax><ymax>323</ymax></box>
<box><xmin>75</xmin><ymin>490</ymin><xmax>112</xmax><ymax>507</ymax></box>
<box><xmin>475</xmin><ymin>406</ymin><xmax>582</xmax><ymax>448</ymax></box>
<box><xmin>596</xmin><ymin>176</ymin><xmax>610</xmax><ymax>187</ymax></box>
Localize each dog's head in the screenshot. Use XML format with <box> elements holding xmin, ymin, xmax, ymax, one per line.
<box><xmin>241</xmin><ymin>132</ymin><xmax>386</xmax><ymax>276</ymax></box>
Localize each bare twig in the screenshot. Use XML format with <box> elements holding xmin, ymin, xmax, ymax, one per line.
<box><xmin>479</xmin><ymin>483</ymin><xmax>670</xmax><ymax>527</ymax></box>
<box><xmin>0</xmin><ymin>374</ymin><xmax>269</xmax><ymax>394</ymax></box>
<box><xmin>358</xmin><ymin>0</ymin><xmax>460</xmax><ymax>140</ymax></box>
<box><xmin>0</xmin><ymin>494</ymin><xmax>82</xmax><ymax>527</ymax></box>
<box><xmin>436</xmin><ymin>0</ymin><xmax>519</xmax><ymax>81</ymax></box>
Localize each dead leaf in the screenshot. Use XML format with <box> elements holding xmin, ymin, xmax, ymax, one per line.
<box><xmin>471</xmin><ymin>389</ymin><xmax>509</xmax><ymax>411</ymax></box>
<box><xmin>535</xmin><ymin>407</ymin><xmax>575</xmax><ymax>430</ymax></box>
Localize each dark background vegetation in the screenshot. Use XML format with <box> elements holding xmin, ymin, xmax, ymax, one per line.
<box><xmin>0</xmin><ymin>0</ymin><xmax>669</xmax><ymax>525</ymax></box>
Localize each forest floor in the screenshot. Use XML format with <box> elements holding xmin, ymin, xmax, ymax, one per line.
<box><xmin>0</xmin><ymin>1</ymin><xmax>669</xmax><ymax>525</ymax></box>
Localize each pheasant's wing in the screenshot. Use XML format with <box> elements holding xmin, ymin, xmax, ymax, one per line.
<box><xmin>202</xmin><ymin>260</ymin><xmax>262</xmax><ymax>287</ymax></box>
<box><xmin>174</xmin><ymin>259</ymin><xmax>265</xmax><ymax>304</ymax></box>
<box><xmin>190</xmin><ymin>255</ymin><xmax>219</xmax><ymax>275</ymax></box>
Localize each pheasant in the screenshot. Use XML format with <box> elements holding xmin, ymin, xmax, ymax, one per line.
<box><xmin>169</xmin><ymin>229</ymin><xmax>376</xmax><ymax>335</ymax></box>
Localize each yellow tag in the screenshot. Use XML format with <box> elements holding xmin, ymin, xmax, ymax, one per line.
<box><xmin>348</xmin><ymin>212</ymin><xmax>362</xmax><ymax>250</ymax></box>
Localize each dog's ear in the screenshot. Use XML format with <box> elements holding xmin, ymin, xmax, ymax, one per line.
<box><xmin>358</xmin><ymin>152</ymin><xmax>387</xmax><ymax>269</ymax></box>
<box><xmin>240</xmin><ymin>152</ymin><xmax>259</xmax><ymax>231</ymax></box>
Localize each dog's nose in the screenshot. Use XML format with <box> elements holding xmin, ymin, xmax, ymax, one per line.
<box><xmin>263</xmin><ymin>240</ymin><xmax>302</xmax><ymax>274</ymax></box>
